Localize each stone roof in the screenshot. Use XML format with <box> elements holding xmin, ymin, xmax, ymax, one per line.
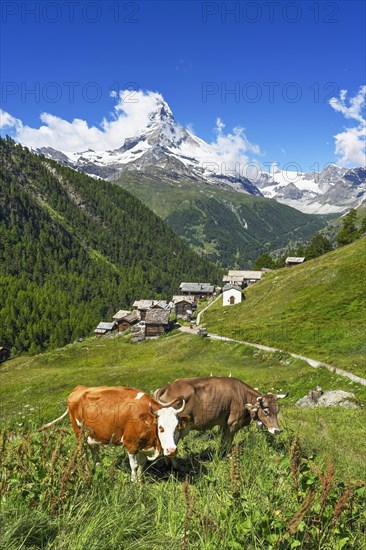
<box><xmin>179</xmin><ymin>282</ymin><xmax>214</xmax><ymax>293</ymax></box>
<box><xmin>285</xmin><ymin>257</ymin><xmax>305</xmax><ymax>264</ymax></box>
<box><xmin>222</xmin><ymin>275</ymin><xmax>244</xmax><ymax>283</ymax></box>
<box><xmin>94</xmin><ymin>321</ymin><xmax>116</xmax><ymax>333</ymax></box>
<box><xmin>151</xmin><ymin>300</ymin><xmax>170</xmax><ymax>309</ymax></box>
<box><xmin>112</xmin><ymin>309</ymin><xmax>131</xmax><ymax>320</ymax></box>
<box><xmin>145</xmin><ymin>309</ymin><xmax>171</xmax><ymax>325</ymax></box>
<box><xmin>133</xmin><ymin>300</ymin><xmax>155</xmax><ymax>309</ymax></box>
<box><xmin>123</xmin><ymin>311</ymin><xmax>140</xmax><ymax>324</ymax></box>
<box><xmin>172</xmin><ymin>295</ymin><xmax>196</xmax><ymax>304</ymax></box>
<box><xmin>228</xmin><ymin>270</ymin><xmax>262</xmax><ymax>280</ymax></box>
<box><xmin>223</xmin><ymin>284</ymin><xmax>242</xmax><ymax>292</ymax></box>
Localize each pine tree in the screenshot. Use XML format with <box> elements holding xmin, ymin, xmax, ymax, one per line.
<box><xmin>254</xmin><ymin>252</ymin><xmax>275</xmax><ymax>270</ymax></box>
<box><xmin>305</xmin><ymin>234</ymin><xmax>333</xmax><ymax>259</ymax></box>
<box><xmin>337</xmin><ymin>209</ymin><xmax>358</xmax><ymax>247</ymax></box>
<box><xmin>358</xmin><ymin>213</ymin><xmax>366</xmax><ymax>236</ymax></box>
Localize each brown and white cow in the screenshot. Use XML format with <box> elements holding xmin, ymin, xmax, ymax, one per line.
<box><xmin>40</xmin><ymin>385</ymin><xmax>188</xmax><ymax>481</ymax></box>
<box><xmin>154</xmin><ymin>377</ymin><xmax>287</xmax><ymax>454</ymax></box>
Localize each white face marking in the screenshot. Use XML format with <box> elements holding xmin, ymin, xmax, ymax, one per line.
<box><xmin>156</xmin><ymin>407</ymin><xmax>180</xmax><ymax>456</ymax></box>
<box><xmin>75</xmin><ymin>418</ymin><xmax>82</xmax><ymax>428</ymax></box>
<box><xmin>268</xmin><ymin>427</ymin><xmax>280</xmax><ymax>435</ymax></box>
<box><xmin>135</xmin><ymin>392</ymin><xmax>145</xmax><ymax>400</ymax></box>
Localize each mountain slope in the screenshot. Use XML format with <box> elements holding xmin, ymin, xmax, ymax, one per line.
<box><xmin>114</xmin><ymin>167</ymin><xmax>332</xmax><ymax>267</ymax></box>
<box><xmin>34</xmin><ymin>96</ymin><xmax>334</xmax><ymax>266</ymax></box>
<box><xmin>35</xmin><ymin>95</ymin><xmax>365</xmax><ymax>219</ymax></box>
<box><xmin>203</xmin><ymin>237</ymin><xmax>366</xmax><ymax>377</ymax></box>
<box><xmin>0</xmin><ymin>137</ymin><xmax>222</xmax><ymax>354</ymax></box>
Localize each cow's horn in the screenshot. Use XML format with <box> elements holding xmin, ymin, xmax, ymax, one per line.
<box><xmin>149</xmin><ymin>403</ymin><xmax>159</xmax><ymax>416</ymax></box>
<box><xmin>276</xmin><ymin>392</ymin><xmax>288</xmax><ymax>399</ymax></box>
<box><xmin>156</xmin><ymin>397</ymin><xmax>181</xmax><ymax>408</ymax></box>
<box><xmin>175</xmin><ymin>399</ymin><xmax>186</xmax><ymax>414</ymax></box>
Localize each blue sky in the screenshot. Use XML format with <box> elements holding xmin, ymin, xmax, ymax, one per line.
<box><xmin>1</xmin><ymin>0</ymin><xmax>365</xmax><ymax>170</ymax></box>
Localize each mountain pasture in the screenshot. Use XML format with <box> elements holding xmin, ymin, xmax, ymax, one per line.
<box><xmin>203</xmin><ymin>238</ymin><xmax>366</xmax><ymax>378</ymax></box>
<box><xmin>1</xmin><ymin>332</ymin><xmax>365</xmax><ymax>549</ymax></box>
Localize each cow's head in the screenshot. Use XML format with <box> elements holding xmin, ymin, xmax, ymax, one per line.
<box><xmin>246</xmin><ymin>392</ymin><xmax>288</xmax><ymax>435</ymax></box>
<box><xmin>149</xmin><ymin>399</ymin><xmax>189</xmax><ymax>457</ymax></box>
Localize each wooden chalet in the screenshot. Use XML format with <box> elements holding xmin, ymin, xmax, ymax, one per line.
<box><xmin>285</xmin><ymin>256</ymin><xmax>305</xmax><ymax>267</ymax></box>
<box><xmin>94</xmin><ymin>321</ymin><xmax>117</xmax><ymax>336</ymax></box>
<box><xmin>112</xmin><ymin>309</ymin><xmax>140</xmax><ymax>332</ymax></box>
<box><xmin>222</xmin><ymin>274</ymin><xmax>245</xmax><ymax>287</ymax></box>
<box><xmin>145</xmin><ymin>309</ymin><xmax>171</xmax><ymax>337</ymax></box>
<box><xmin>0</xmin><ymin>346</ymin><xmax>10</xmax><ymax>364</ymax></box>
<box><xmin>172</xmin><ymin>295</ymin><xmax>196</xmax><ymax>317</ymax></box>
<box><xmin>179</xmin><ymin>283</ymin><xmax>215</xmax><ymax>301</ymax></box>
<box><xmin>224</xmin><ymin>270</ymin><xmax>262</xmax><ymax>288</ymax></box>
<box><xmin>133</xmin><ymin>300</ymin><xmax>155</xmax><ymax>320</ymax></box>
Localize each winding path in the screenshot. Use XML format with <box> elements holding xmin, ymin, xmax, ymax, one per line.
<box><xmin>179</xmin><ymin>326</ymin><xmax>366</xmax><ymax>386</ymax></box>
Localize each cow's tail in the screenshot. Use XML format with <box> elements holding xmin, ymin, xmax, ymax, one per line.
<box><xmin>38</xmin><ymin>409</ymin><xmax>69</xmax><ymax>431</ymax></box>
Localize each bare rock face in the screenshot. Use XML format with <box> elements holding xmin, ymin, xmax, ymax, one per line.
<box><xmin>296</xmin><ymin>387</ymin><xmax>361</xmax><ymax>409</ymax></box>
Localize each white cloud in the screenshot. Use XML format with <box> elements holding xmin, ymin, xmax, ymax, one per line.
<box><xmin>0</xmin><ymin>109</ymin><xmax>23</xmax><ymax>130</ymax></box>
<box><xmin>210</xmin><ymin>118</ymin><xmax>261</xmax><ymax>163</ymax></box>
<box><xmin>329</xmin><ymin>86</ymin><xmax>366</xmax><ymax>124</ymax></box>
<box><xmin>329</xmin><ymin>85</ymin><xmax>366</xmax><ymax>167</ymax></box>
<box><xmin>333</xmin><ymin>125</ymin><xmax>366</xmax><ymax>167</ymax></box>
<box><xmin>1</xmin><ymin>90</ymin><xmax>167</xmax><ymax>152</ymax></box>
<box><xmin>181</xmin><ymin>117</ymin><xmax>262</xmax><ymax>180</ymax></box>
<box><xmin>1</xmin><ymin>90</ymin><xmax>262</xmax><ymax>177</ymax></box>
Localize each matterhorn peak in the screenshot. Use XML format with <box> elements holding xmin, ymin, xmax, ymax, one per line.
<box><xmin>147</xmin><ymin>96</ymin><xmax>174</xmax><ymax>127</ymax></box>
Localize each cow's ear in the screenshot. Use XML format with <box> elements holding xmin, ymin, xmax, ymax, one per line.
<box><xmin>276</xmin><ymin>393</ymin><xmax>288</xmax><ymax>400</ymax></box>
<box><xmin>179</xmin><ymin>415</ymin><xmax>190</xmax><ymax>429</ymax></box>
<box><xmin>139</xmin><ymin>412</ymin><xmax>156</xmax><ymax>425</ymax></box>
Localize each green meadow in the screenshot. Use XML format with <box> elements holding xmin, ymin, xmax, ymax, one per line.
<box><xmin>1</xmin><ymin>331</ymin><xmax>365</xmax><ymax>549</ymax></box>
<box><xmin>203</xmin><ymin>238</ymin><xmax>366</xmax><ymax>378</ymax></box>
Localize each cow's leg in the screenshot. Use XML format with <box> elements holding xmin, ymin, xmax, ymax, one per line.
<box><xmin>220</xmin><ymin>426</ymin><xmax>235</xmax><ymax>457</ymax></box>
<box><xmin>87</xmin><ymin>437</ymin><xmax>101</xmax><ymax>466</ymax></box>
<box><xmin>164</xmin><ymin>428</ymin><xmax>190</xmax><ymax>470</ymax></box>
<box><xmin>128</xmin><ymin>452</ymin><xmax>146</xmax><ymax>482</ymax></box>
<box><xmin>136</xmin><ymin>452</ymin><xmax>147</xmax><ymax>480</ymax></box>
<box><xmin>164</xmin><ymin>455</ymin><xmax>180</xmax><ymax>470</ymax></box>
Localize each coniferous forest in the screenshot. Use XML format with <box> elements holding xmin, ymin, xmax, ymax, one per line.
<box><xmin>0</xmin><ymin>137</ymin><xmax>222</xmax><ymax>355</ymax></box>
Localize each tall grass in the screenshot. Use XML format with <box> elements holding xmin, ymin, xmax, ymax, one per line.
<box><xmin>1</xmin><ymin>424</ymin><xmax>365</xmax><ymax>549</ymax></box>
<box><xmin>1</xmin><ymin>329</ymin><xmax>365</xmax><ymax>548</ymax></box>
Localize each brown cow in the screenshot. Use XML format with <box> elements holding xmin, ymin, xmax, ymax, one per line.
<box><xmin>154</xmin><ymin>377</ymin><xmax>287</xmax><ymax>454</ymax></box>
<box><xmin>40</xmin><ymin>385</ymin><xmax>188</xmax><ymax>481</ymax></box>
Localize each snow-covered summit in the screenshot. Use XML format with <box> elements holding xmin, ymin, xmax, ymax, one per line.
<box><xmin>255</xmin><ymin>164</ymin><xmax>366</xmax><ymax>214</ymax></box>
<box><xmin>35</xmin><ymin>95</ymin><xmax>366</xmax><ymax>213</ymax></box>
<box><xmin>35</xmin><ymin>96</ymin><xmax>261</xmax><ymax>195</ymax></box>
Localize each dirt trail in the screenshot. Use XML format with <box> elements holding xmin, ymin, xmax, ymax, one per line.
<box><xmin>179</xmin><ymin>326</ymin><xmax>366</xmax><ymax>386</ymax></box>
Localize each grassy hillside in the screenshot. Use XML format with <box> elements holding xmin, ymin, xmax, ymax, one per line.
<box><xmin>0</xmin><ymin>138</ymin><xmax>221</xmax><ymax>354</ymax></box>
<box><xmin>0</xmin><ymin>332</ymin><xmax>365</xmax><ymax>549</ymax></box>
<box><xmin>203</xmin><ymin>238</ymin><xmax>366</xmax><ymax>377</ymax></box>
<box><xmin>115</xmin><ymin>168</ymin><xmax>332</xmax><ymax>268</ymax></box>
